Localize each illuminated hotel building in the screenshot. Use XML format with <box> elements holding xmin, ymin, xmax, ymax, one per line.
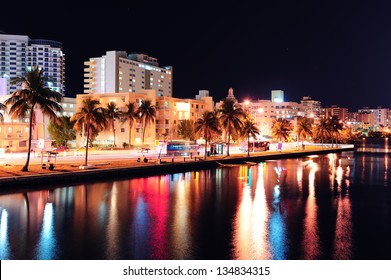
<box><xmin>156</xmin><ymin>90</ymin><xmax>213</xmax><ymax>139</ymax></box>
<box><xmin>0</xmin><ymin>33</ymin><xmax>65</xmax><ymax>95</ymax></box>
<box><xmin>300</xmin><ymin>96</ymin><xmax>322</xmax><ymax>118</ymax></box>
<box><xmin>84</xmin><ymin>51</ymin><xmax>173</xmax><ymax>97</ymax></box>
<box><xmin>74</xmin><ymin>90</ymin><xmax>213</xmax><ymax>147</ymax></box>
<box><xmin>237</xmin><ymin>90</ymin><xmax>303</xmax><ymax>138</ymax></box>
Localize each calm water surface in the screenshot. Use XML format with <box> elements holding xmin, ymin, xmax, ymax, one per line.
<box><xmin>1</xmin><ymin>151</ymin><xmax>390</xmax><ymax>260</ymax></box>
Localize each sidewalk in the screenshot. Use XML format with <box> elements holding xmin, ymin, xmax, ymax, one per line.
<box><xmin>0</xmin><ymin>145</ymin><xmax>354</xmax><ymax>190</ymax></box>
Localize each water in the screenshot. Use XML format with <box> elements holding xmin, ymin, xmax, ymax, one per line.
<box><xmin>0</xmin><ymin>151</ymin><xmax>390</xmax><ymax>260</ymax></box>
<box><xmin>355</xmin><ymin>137</ymin><xmax>391</xmax><ymax>153</ymax></box>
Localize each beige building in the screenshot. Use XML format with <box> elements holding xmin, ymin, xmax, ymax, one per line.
<box><xmin>0</xmin><ymin>95</ymin><xmax>76</xmax><ymax>153</ymax></box>
<box><xmin>74</xmin><ymin>90</ymin><xmax>213</xmax><ymax>148</ymax></box>
<box><xmin>74</xmin><ymin>90</ymin><xmax>156</xmax><ymax>148</ymax></box>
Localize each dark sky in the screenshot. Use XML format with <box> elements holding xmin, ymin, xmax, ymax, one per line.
<box><xmin>1</xmin><ymin>1</ymin><xmax>391</xmax><ymax>111</ymax></box>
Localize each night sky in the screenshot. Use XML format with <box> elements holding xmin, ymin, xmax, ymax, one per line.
<box><xmin>1</xmin><ymin>1</ymin><xmax>391</xmax><ymax>111</ymax></box>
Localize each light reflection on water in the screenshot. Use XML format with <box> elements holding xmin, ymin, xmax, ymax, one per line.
<box><xmin>0</xmin><ymin>152</ymin><xmax>391</xmax><ymax>260</ymax></box>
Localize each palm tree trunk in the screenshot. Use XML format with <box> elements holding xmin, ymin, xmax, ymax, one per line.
<box><xmin>128</xmin><ymin>122</ymin><xmax>132</xmax><ymax>146</ymax></box>
<box><xmin>84</xmin><ymin>125</ymin><xmax>89</xmax><ymax>166</ymax></box>
<box><xmin>226</xmin><ymin>131</ymin><xmax>230</xmax><ymax>156</ymax></box>
<box><xmin>247</xmin><ymin>134</ymin><xmax>250</xmax><ymax>157</ymax></box>
<box><xmin>21</xmin><ymin>107</ymin><xmax>35</xmax><ymax>171</ymax></box>
<box><xmin>204</xmin><ymin>132</ymin><xmax>208</xmax><ymax>160</ymax></box>
<box><xmin>142</xmin><ymin>121</ymin><xmax>146</xmax><ymax>145</ymax></box>
<box><xmin>112</xmin><ymin>122</ymin><xmax>116</xmax><ymax>148</ymax></box>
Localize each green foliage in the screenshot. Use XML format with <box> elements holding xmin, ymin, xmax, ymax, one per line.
<box><xmin>48</xmin><ymin>116</ymin><xmax>76</xmax><ymax>146</ymax></box>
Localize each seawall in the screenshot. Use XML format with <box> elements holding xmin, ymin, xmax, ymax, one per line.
<box><xmin>0</xmin><ymin>146</ymin><xmax>354</xmax><ymax>192</ymax></box>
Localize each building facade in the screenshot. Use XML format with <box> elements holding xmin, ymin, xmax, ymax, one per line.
<box><xmin>0</xmin><ymin>34</ymin><xmax>65</xmax><ymax>95</ymax></box>
<box><xmin>237</xmin><ymin>90</ymin><xmax>303</xmax><ymax>139</ymax></box>
<box><xmin>74</xmin><ymin>90</ymin><xmax>213</xmax><ymax>148</ymax></box>
<box><xmin>0</xmin><ymin>95</ymin><xmax>76</xmax><ymax>153</ymax></box>
<box><xmin>84</xmin><ymin>51</ymin><xmax>173</xmax><ymax>97</ymax></box>
<box><xmin>358</xmin><ymin>106</ymin><xmax>389</xmax><ymax>129</ymax></box>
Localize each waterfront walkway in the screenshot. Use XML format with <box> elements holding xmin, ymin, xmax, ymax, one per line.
<box><xmin>0</xmin><ymin>145</ymin><xmax>354</xmax><ymax>190</ymax></box>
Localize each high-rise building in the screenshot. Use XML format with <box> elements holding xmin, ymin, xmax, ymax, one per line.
<box><xmin>0</xmin><ymin>33</ymin><xmax>65</xmax><ymax>95</ymax></box>
<box><xmin>300</xmin><ymin>96</ymin><xmax>322</xmax><ymax>118</ymax></box>
<box><xmin>84</xmin><ymin>51</ymin><xmax>173</xmax><ymax>97</ymax></box>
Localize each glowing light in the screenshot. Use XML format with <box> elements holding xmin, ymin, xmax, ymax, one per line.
<box><xmin>0</xmin><ymin>209</ymin><xmax>9</xmax><ymax>260</ymax></box>
<box><xmin>35</xmin><ymin>203</ymin><xmax>57</xmax><ymax>259</ymax></box>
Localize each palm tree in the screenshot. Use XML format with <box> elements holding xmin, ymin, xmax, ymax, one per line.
<box><xmin>218</xmin><ymin>98</ymin><xmax>246</xmax><ymax>156</ymax></box>
<box><xmin>295</xmin><ymin>116</ymin><xmax>313</xmax><ymax>149</ymax></box>
<box><xmin>271</xmin><ymin>118</ymin><xmax>293</xmax><ymax>142</ymax></box>
<box><xmin>122</xmin><ymin>101</ymin><xmax>138</xmax><ymax>147</ymax></box>
<box><xmin>314</xmin><ymin>118</ymin><xmax>331</xmax><ymax>148</ymax></box>
<box><xmin>329</xmin><ymin>115</ymin><xmax>343</xmax><ymax>147</ymax></box>
<box><xmin>178</xmin><ymin>119</ymin><xmax>195</xmax><ymax>140</ymax></box>
<box><xmin>241</xmin><ymin>117</ymin><xmax>261</xmax><ymax>157</ymax></box>
<box><xmin>195</xmin><ymin>111</ymin><xmax>220</xmax><ymax>160</ymax></box>
<box><xmin>47</xmin><ymin>115</ymin><xmax>76</xmax><ymax>147</ymax></box>
<box><xmin>0</xmin><ymin>102</ymin><xmax>7</xmax><ymax>122</ymax></box>
<box><xmin>4</xmin><ymin>66</ymin><xmax>63</xmax><ymax>172</ymax></box>
<box><xmin>71</xmin><ymin>97</ymin><xmax>107</xmax><ymax>166</ymax></box>
<box><xmin>105</xmin><ymin>101</ymin><xmax>122</xmax><ymax>148</ymax></box>
<box><xmin>136</xmin><ymin>99</ymin><xmax>156</xmax><ymax>145</ymax></box>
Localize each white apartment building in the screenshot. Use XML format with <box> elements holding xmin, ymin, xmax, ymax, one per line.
<box><xmin>84</xmin><ymin>51</ymin><xmax>173</xmax><ymax>97</ymax></box>
<box><xmin>0</xmin><ymin>34</ymin><xmax>65</xmax><ymax>95</ymax></box>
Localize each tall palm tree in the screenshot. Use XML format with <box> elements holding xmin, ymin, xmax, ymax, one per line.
<box><xmin>136</xmin><ymin>99</ymin><xmax>156</xmax><ymax>145</ymax></box>
<box><xmin>271</xmin><ymin>118</ymin><xmax>293</xmax><ymax>142</ymax></box>
<box><xmin>295</xmin><ymin>116</ymin><xmax>313</xmax><ymax>148</ymax></box>
<box><xmin>195</xmin><ymin>111</ymin><xmax>221</xmax><ymax>160</ymax></box>
<box><xmin>314</xmin><ymin>118</ymin><xmax>331</xmax><ymax>148</ymax></box>
<box><xmin>0</xmin><ymin>102</ymin><xmax>7</xmax><ymax>122</ymax></box>
<box><xmin>241</xmin><ymin>118</ymin><xmax>261</xmax><ymax>157</ymax></box>
<box><xmin>122</xmin><ymin>101</ymin><xmax>138</xmax><ymax>147</ymax></box>
<box><xmin>105</xmin><ymin>101</ymin><xmax>122</xmax><ymax>148</ymax></box>
<box><xmin>329</xmin><ymin>115</ymin><xmax>343</xmax><ymax>147</ymax></box>
<box><xmin>71</xmin><ymin>97</ymin><xmax>107</xmax><ymax>166</ymax></box>
<box><xmin>218</xmin><ymin>98</ymin><xmax>246</xmax><ymax>156</ymax></box>
<box><xmin>4</xmin><ymin>66</ymin><xmax>63</xmax><ymax>172</ymax></box>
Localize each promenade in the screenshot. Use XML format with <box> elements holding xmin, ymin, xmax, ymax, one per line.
<box><xmin>0</xmin><ymin>144</ymin><xmax>354</xmax><ymax>191</ymax></box>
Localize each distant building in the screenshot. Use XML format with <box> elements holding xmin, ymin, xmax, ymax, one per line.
<box><xmin>0</xmin><ymin>33</ymin><xmax>65</xmax><ymax>95</ymax></box>
<box><xmin>300</xmin><ymin>96</ymin><xmax>322</xmax><ymax>118</ymax></box>
<box><xmin>323</xmin><ymin>105</ymin><xmax>348</xmax><ymax>121</ymax></box>
<box><xmin>271</xmin><ymin>90</ymin><xmax>284</xmax><ymax>102</ymax></box>
<box><xmin>156</xmin><ymin>91</ymin><xmax>214</xmax><ymax>140</ymax></box>
<box><xmin>358</xmin><ymin>106</ymin><xmax>389</xmax><ymax>129</ymax></box>
<box><xmin>84</xmin><ymin>51</ymin><xmax>173</xmax><ymax>97</ymax></box>
<box><xmin>239</xmin><ymin>90</ymin><xmax>302</xmax><ymax>139</ymax></box>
